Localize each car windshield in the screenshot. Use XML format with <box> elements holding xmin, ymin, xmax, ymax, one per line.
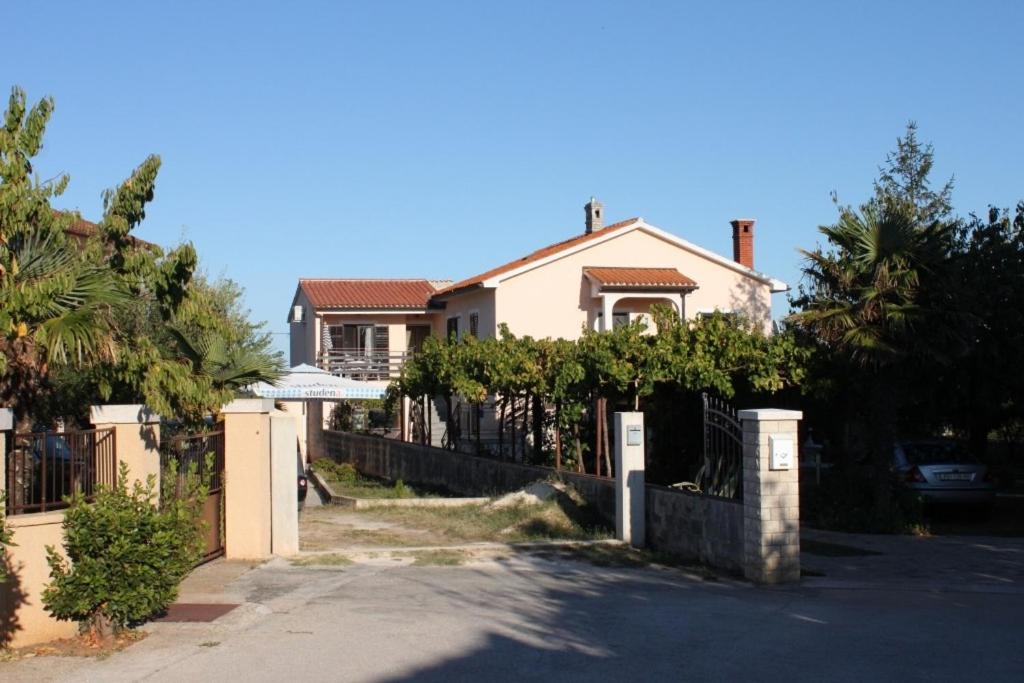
<box><xmin>901</xmin><ymin>442</ymin><xmax>976</xmax><ymax>465</ymax></box>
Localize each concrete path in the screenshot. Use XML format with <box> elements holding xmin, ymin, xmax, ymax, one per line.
<box><xmin>3</xmin><ymin>551</ymin><xmax>1022</xmax><ymax>682</ymax></box>
<box><xmin>801</xmin><ymin>527</ymin><xmax>1024</xmax><ymax>591</ymax></box>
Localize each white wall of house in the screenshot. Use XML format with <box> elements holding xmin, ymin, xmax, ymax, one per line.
<box><xmin>289</xmin><ymin>289</ymin><xmax>316</xmax><ymax>366</ymax></box>
<box><xmin>490</xmin><ymin>228</ymin><xmax>774</xmax><ymax>339</ymax></box>
<box><xmin>437</xmin><ymin>288</ymin><xmax>497</xmax><ymax>340</ymax></box>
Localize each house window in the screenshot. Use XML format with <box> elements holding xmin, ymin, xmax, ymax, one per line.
<box><xmin>469</xmin><ymin>311</ymin><xmax>479</xmax><ymax>337</ymax></box>
<box><xmin>612</xmin><ymin>312</ymin><xmax>629</xmax><ymax>329</ymax></box>
<box><xmin>327</xmin><ymin>324</ymin><xmax>387</xmax><ymax>354</ymax></box>
<box><xmin>406</xmin><ymin>325</ymin><xmax>430</xmax><ymax>353</ymax></box>
<box><xmin>446</xmin><ymin>316</ymin><xmax>459</xmax><ymax>340</ymax></box>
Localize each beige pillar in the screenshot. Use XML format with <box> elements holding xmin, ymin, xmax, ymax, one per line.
<box><xmin>269</xmin><ymin>411</ymin><xmax>299</xmax><ymax>556</ymax></box>
<box><xmin>740</xmin><ymin>408</ymin><xmax>802</xmax><ymax>584</ymax></box>
<box><xmin>90</xmin><ymin>404</ymin><xmax>161</xmax><ymax>489</ymax></box>
<box><xmin>220</xmin><ymin>398</ymin><xmax>274</xmax><ymax>560</ymax></box>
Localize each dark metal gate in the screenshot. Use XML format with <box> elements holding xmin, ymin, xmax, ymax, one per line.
<box><xmin>161</xmin><ymin>431</ymin><xmax>225</xmax><ymax>563</ymax></box>
<box><xmin>5</xmin><ymin>428</ymin><xmax>117</xmax><ymax>515</ymax></box>
<box><xmin>700</xmin><ymin>393</ymin><xmax>744</xmax><ymax>499</ymax></box>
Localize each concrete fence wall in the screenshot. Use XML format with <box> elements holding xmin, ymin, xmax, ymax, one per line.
<box><xmin>1</xmin><ymin>405</ymin><xmax>162</xmax><ymax>649</ymax></box>
<box><xmin>1</xmin><ymin>401</ymin><xmax>302</xmax><ymax>649</ymax></box>
<box><xmin>322</xmin><ymin>430</ymin><xmax>746</xmax><ymax>572</ymax></box>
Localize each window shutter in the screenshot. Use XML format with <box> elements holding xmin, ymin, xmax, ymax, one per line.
<box><xmin>374</xmin><ymin>326</ymin><xmax>389</xmax><ymax>353</ymax></box>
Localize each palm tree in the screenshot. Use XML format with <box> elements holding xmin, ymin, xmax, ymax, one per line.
<box><xmin>0</xmin><ymin>227</ymin><xmax>128</xmax><ymax>423</ymax></box>
<box><xmin>168</xmin><ymin>325</ymin><xmax>284</xmax><ymax>393</ymax></box>
<box><xmin>790</xmin><ymin>203</ymin><xmax>949</xmax><ymax>367</ymax></box>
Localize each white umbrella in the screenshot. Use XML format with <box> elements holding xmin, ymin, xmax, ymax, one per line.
<box><xmin>247</xmin><ymin>364</ymin><xmax>388</xmax><ymax>400</ymax></box>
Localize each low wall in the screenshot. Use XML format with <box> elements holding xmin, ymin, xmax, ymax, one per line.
<box><xmin>323</xmin><ymin>431</ymin><xmax>745</xmax><ymax>571</ymax></box>
<box><xmin>1</xmin><ymin>511</ymin><xmax>78</xmax><ymax>648</ymax></box>
<box><xmin>645</xmin><ymin>485</ymin><xmax>745</xmax><ymax>573</ymax></box>
<box><xmin>324</xmin><ymin>430</ymin><xmax>617</xmax><ymax>521</ymax></box>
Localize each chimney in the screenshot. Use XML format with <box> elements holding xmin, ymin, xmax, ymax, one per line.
<box><xmin>730</xmin><ymin>219</ymin><xmax>755</xmax><ymax>269</ymax></box>
<box><xmin>585</xmin><ymin>197</ymin><xmax>604</xmax><ymax>234</ymax></box>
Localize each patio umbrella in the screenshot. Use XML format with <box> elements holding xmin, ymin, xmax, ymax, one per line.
<box><xmin>246</xmin><ymin>364</ymin><xmax>388</xmax><ymax>400</ymax></box>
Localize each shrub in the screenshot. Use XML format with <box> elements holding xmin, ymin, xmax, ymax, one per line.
<box><xmin>42</xmin><ymin>461</ymin><xmax>207</xmax><ymax>640</ymax></box>
<box><xmin>0</xmin><ymin>492</ymin><xmax>13</xmax><ymax>582</ymax></box>
<box><xmin>312</xmin><ymin>459</ymin><xmax>358</xmax><ymax>484</ymax></box>
<box><xmin>802</xmin><ymin>468</ymin><xmax>925</xmax><ymax>534</ymax></box>
<box><xmin>393</xmin><ymin>479</ymin><xmax>411</xmax><ymax>498</ymax></box>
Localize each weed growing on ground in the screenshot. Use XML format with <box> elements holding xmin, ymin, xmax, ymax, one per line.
<box><xmin>290</xmin><ymin>553</ymin><xmax>354</xmax><ymax>567</ymax></box>
<box><xmin>405</xmin><ymin>550</ymin><xmax>468</xmax><ymax>566</ymax></box>
<box><xmin>361</xmin><ymin>499</ymin><xmax>611</xmax><ymax>544</ymax></box>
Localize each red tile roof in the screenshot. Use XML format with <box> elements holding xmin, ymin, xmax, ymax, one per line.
<box><xmin>432</xmin><ymin>218</ymin><xmax>641</xmax><ymax>298</ymax></box>
<box><xmin>583</xmin><ymin>267</ymin><xmax>697</xmax><ymax>289</ymax></box>
<box><xmin>61</xmin><ymin>214</ymin><xmax>155</xmax><ymax>248</ymax></box>
<box><xmin>299</xmin><ymin>279</ymin><xmax>439</xmax><ymax>309</ymax></box>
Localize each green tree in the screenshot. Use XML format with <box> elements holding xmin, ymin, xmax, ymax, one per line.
<box><xmin>870</xmin><ymin>121</ymin><xmax>954</xmax><ymax>225</ymax></box>
<box><xmin>936</xmin><ymin>204</ymin><xmax>1024</xmax><ymax>456</ymax></box>
<box><xmin>1</xmin><ymin>85</ymin><xmax>282</xmax><ymax>427</ymax></box>
<box><xmin>0</xmin><ymin>87</ymin><xmax>130</xmax><ymax>425</ymax></box>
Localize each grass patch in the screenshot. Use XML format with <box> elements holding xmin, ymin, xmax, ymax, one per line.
<box><xmin>359</xmin><ymin>498</ymin><xmax>612</xmax><ymax>544</ymax></box>
<box><xmin>405</xmin><ymin>549</ymin><xmax>469</xmax><ymax>566</ymax></box>
<box><xmin>290</xmin><ymin>553</ymin><xmax>354</xmax><ymax>567</ymax></box>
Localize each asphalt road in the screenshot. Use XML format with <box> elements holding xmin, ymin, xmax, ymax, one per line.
<box><xmin>5</xmin><ymin>552</ymin><xmax>1023</xmax><ymax>682</ymax></box>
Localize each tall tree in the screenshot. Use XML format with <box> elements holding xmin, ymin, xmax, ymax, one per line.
<box><xmin>870</xmin><ymin>121</ymin><xmax>954</xmax><ymax>225</ymax></box>
<box><xmin>0</xmin><ymin>87</ymin><xmax>129</xmax><ymax>424</ymax></box>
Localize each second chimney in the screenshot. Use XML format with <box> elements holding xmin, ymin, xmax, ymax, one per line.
<box><xmin>585</xmin><ymin>197</ymin><xmax>604</xmax><ymax>234</ymax></box>
<box><xmin>730</xmin><ymin>219</ymin><xmax>755</xmax><ymax>269</ymax></box>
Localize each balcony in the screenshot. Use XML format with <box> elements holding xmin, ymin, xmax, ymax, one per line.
<box><xmin>318</xmin><ymin>348</ymin><xmax>409</xmax><ymax>381</ymax></box>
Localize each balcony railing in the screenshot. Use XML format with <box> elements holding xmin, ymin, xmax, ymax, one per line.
<box><xmin>318</xmin><ymin>349</ymin><xmax>409</xmax><ymax>381</ymax></box>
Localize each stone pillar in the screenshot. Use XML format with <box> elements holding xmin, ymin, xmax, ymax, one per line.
<box><xmin>739</xmin><ymin>408</ymin><xmax>802</xmax><ymax>584</ymax></box>
<box><xmin>220</xmin><ymin>398</ymin><xmax>274</xmax><ymax>560</ymax></box>
<box><xmin>613</xmin><ymin>411</ymin><xmax>645</xmax><ymax>547</ymax></box>
<box><xmin>90</xmin><ymin>405</ymin><xmax>161</xmax><ymax>488</ymax></box>
<box><xmin>269</xmin><ymin>411</ymin><xmax>299</xmax><ymax>556</ymax></box>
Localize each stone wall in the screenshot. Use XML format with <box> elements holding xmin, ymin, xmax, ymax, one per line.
<box><xmin>323</xmin><ymin>431</ymin><xmax>745</xmax><ymax>572</ymax></box>
<box><xmin>323</xmin><ymin>430</ymin><xmax>617</xmax><ymax>520</ymax></box>
<box><xmin>645</xmin><ymin>485</ymin><xmax>745</xmax><ymax>573</ymax></box>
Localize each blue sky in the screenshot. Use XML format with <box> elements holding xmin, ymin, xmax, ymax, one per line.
<box><xmin>6</xmin><ymin>1</ymin><xmax>1022</xmax><ymax>354</ymax></box>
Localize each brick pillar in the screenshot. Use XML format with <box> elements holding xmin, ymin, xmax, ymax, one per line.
<box><xmin>739</xmin><ymin>408</ymin><xmax>802</xmax><ymax>584</ymax></box>
<box><xmin>90</xmin><ymin>404</ymin><xmax>161</xmax><ymax>489</ymax></box>
<box><xmin>220</xmin><ymin>398</ymin><xmax>274</xmax><ymax>560</ymax></box>
<box><xmin>730</xmin><ymin>219</ymin><xmax>755</xmax><ymax>269</ymax></box>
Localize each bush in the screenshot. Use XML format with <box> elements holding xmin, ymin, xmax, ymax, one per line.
<box><xmin>312</xmin><ymin>459</ymin><xmax>357</xmax><ymax>484</ymax></box>
<box><xmin>802</xmin><ymin>468</ymin><xmax>925</xmax><ymax>534</ymax></box>
<box><xmin>393</xmin><ymin>479</ymin><xmax>411</xmax><ymax>498</ymax></box>
<box><xmin>42</xmin><ymin>462</ymin><xmax>207</xmax><ymax>640</ymax></box>
<box><xmin>0</xmin><ymin>492</ymin><xmax>13</xmax><ymax>582</ymax></box>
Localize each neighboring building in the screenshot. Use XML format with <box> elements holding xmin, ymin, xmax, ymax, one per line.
<box><xmin>288</xmin><ymin>199</ymin><xmax>788</xmax><ymax>449</ymax></box>
<box><xmin>290</xmin><ymin>199</ymin><xmax>786</xmax><ymax>371</ymax></box>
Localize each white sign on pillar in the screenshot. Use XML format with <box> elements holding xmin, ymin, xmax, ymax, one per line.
<box><xmin>614</xmin><ymin>411</ymin><xmax>645</xmax><ymax>547</ymax></box>
<box><xmin>769</xmin><ymin>435</ymin><xmax>795</xmax><ymax>471</ymax></box>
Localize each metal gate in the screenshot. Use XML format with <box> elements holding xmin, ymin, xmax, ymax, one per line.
<box><xmin>161</xmin><ymin>431</ymin><xmax>225</xmax><ymax>563</ymax></box>
<box><xmin>700</xmin><ymin>393</ymin><xmax>743</xmax><ymax>499</ymax></box>
<box><xmin>5</xmin><ymin>428</ymin><xmax>117</xmax><ymax>515</ymax></box>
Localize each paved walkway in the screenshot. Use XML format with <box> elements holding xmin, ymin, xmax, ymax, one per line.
<box><xmin>801</xmin><ymin>527</ymin><xmax>1024</xmax><ymax>591</ymax></box>
<box><xmin>3</xmin><ymin>548</ymin><xmax>1023</xmax><ymax>682</ymax></box>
